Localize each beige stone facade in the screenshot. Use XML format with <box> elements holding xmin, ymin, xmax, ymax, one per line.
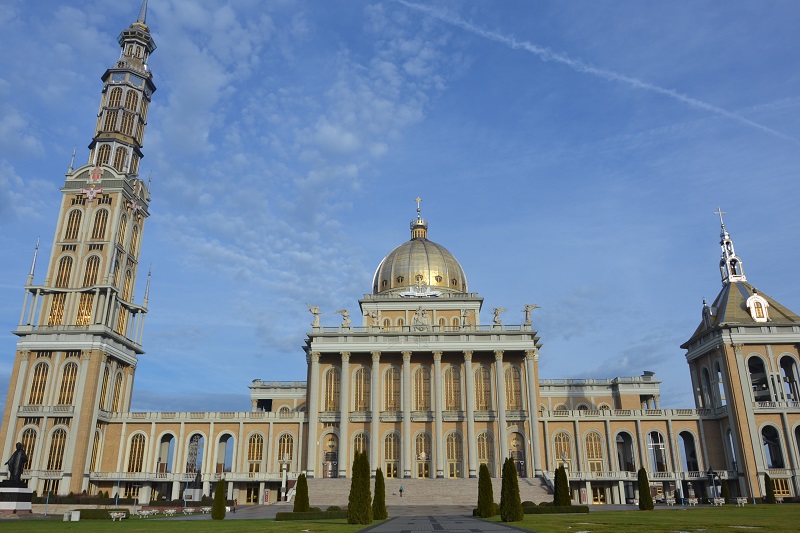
<box><xmin>2</xmin><ymin>4</ymin><xmax>799</xmax><ymax>508</ymax></box>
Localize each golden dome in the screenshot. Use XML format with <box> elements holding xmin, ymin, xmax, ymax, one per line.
<box><xmin>372</xmin><ymin>211</ymin><xmax>468</xmax><ymax>295</ymax></box>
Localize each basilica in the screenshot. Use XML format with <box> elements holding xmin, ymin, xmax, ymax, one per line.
<box><xmin>2</xmin><ymin>3</ymin><xmax>800</xmax><ymax>508</ymax></box>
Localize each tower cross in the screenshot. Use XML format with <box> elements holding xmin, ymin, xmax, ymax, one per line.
<box><xmin>416</xmin><ymin>196</ymin><xmax>422</xmax><ymax>216</ymax></box>
<box><xmin>714</xmin><ymin>207</ymin><xmax>726</xmax><ymax>226</ymax></box>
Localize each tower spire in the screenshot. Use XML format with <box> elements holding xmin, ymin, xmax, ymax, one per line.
<box><xmin>26</xmin><ymin>238</ymin><xmax>40</xmax><ymax>286</ymax></box>
<box><xmin>716</xmin><ymin>208</ymin><xmax>746</xmax><ymax>284</ymax></box>
<box><xmin>410</xmin><ymin>196</ymin><xmax>428</xmax><ymax>239</ymax></box>
<box><xmin>137</xmin><ymin>0</ymin><xmax>148</xmax><ymax>24</ymax></box>
<box><xmin>143</xmin><ymin>266</ymin><xmax>152</xmax><ymax>307</ymax></box>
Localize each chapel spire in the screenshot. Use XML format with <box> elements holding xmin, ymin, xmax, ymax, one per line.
<box><xmin>716</xmin><ymin>207</ymin><xmax>746</xmax><ymax>284</ymax></box>
<box><xmin>410</xmin><ymin>196</ymin><xmax>428</xmax><ymax>239</ymax></box>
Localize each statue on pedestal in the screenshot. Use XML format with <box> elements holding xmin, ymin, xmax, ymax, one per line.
<box><xmin>2</xmin><ymin>442</ymin><xmax>27</xmax><ymax>487</ymax></box>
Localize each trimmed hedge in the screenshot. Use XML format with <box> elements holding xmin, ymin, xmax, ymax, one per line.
<box><xmin>74</xmin><ymin>509</ymin><xmax>130</xmax><ymax>520</ymax></box>
<box><xmin>523</xmin><ymin>505</ymin><xmax>589</xmax><ymax>515</ymax></box>
<box><xmin>276</xmin><ymin>511</ymin><xmax>349</xmax><ymax>521</ymax></box>
<box><xmin>32</xmin><ymin>496</ymin><xmax>136</xmax><ymax>505</ymax></box>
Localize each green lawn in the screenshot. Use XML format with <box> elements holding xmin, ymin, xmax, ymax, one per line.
<box><xmin>0</xmin><ymin>518</ymin><xmax>365</xmax><ymax>533</ymax></box>
<box><xmin>486</xmin><ymin>505</ymin><xmax>800</xmax><ymax>533</ymax></box>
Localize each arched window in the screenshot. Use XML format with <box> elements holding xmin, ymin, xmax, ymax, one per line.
<box><xmin>647</xmin><ymin>431</ymin><xmax>668</xmax><ymax>472</ymax></box>
<box><xmin>477</xmin><ymin>432</ymin><xmax>495</xmax><ymax>476</ymax></box>
<box><xmin>354</xmin><ymin>432</ymin><xmax>368</xmax><ymax>454</ymax></box>
<box><xmin>616</xmin><ymin>432</ymin><xmax>636</xmax><ymax>472</ymax></box>
<box><xmin>701</xmin><ymin>368</ymin><xmax>714</xmax><ymax>407</ymax></box>
<box><xmin>64</xmin><ymin>210</ymin><xmax>82</xmax><ymax>240</ymax></box>
<box><xmin>762</xmin><ymin>426</ymin><xmax>785</xmax><ymax>468</ymax></box>
<box><xmin>354</xmin><ymin>367</ymin><xmax>370</xmax><ymax>412</ymax></box>
<box><xmin>117</xmin><ymin>215</ymin><xmax>128</xmax><ymax>247</ymax></box>
<box><xmin>186</xmin><ymin>434</ymin><xmax>204</xmax><ymax>474</ymax></box>
<box><xmin>678</xmin><ymin>431</ymin><xmax>699</xmax><ymax>471</ymax></box>
<box><xmin>141</xmin><ymin>98</ymin><xmax>149</xmax><ymax>120</ymax></box>
<box><xmin>385</xmin><ymin>367</ymin><xmax>400</xmax><ymax>411</ymax></box>
<box><xmin>109</xmin><ymin>87</ymin><xmax>123</xmax><ymax>107</ymax></box>
<box><xmin>554</xmin><ymin>432</ymin><xmax>572</xmax><ymax>470</ymax></box>
<box><xmin>505</xmin><ymin>366</ymin><xmax>522</xmax><ymax>410</ymax></box>
<box><xmin>76</xmin><ymin>256</ymin><xmax>101</xmax><ymax>325</ymax></box>
<box><xmin>90</xmin><ymin>431</ymin><xmax>101</xmax><ymax>472</ymax></box>
<box><xmin>157</xmin><ymin>434</ymin><xmax>175</xmax><ymax>473</ymax></box>
<box><xmin>54</xmin><ymin>254</ymin><xmax>73</xmax><ymax>286</ymax></box>
<box><xmin>585</xmin><ymin>432</ymin><xmax>604</xmax><ymax>472</ymax></box>
<box><xmin>577</xmin><ymin>404</ymin><xmax>590</xmax><ymax>411</ymax></box>
<box><xmin>21</xmin><ymin>427</ymin><xmax>37</xmax><ymax>465</ymax></box>
<box><xmin>98</xmin><ymin>367</ymin><xmax>109</xmax><ymax>410</ymax></box>
<box><xmin>48</xmin><ymin>256</ymin><xmax>73</xmax><ymax>326</ymax></box>
<box><xmin>382</xmin><ymin>318</ymin><xmax>391</xmax><ymax>329</ymax></box>
<box><xmin>475</xmin><ymin>366</ymin><xmax>492</xmax><ymax>411</ymax></box>
<box><xmin>113</xmin><ymin>146</ymin><xmax>127</xmax><ymax>171</ymax></box>
<box><xmin>248</xmin><ymin>434</ymin><xmax>263</xmax><ymax>473</ymax></box>
<box><xmin>130</xmin><ymin>152</ymin><xmax>140</xmax><ymax>174</ymax></box>
<box><xmin>414</xmin><ymin>367</ymin><xmax>430</xmax><ymax>410</ymax></box>
<box><xmin>111</xmin><ymin>372</ymin><xmax>124</xmax><ymax>411</ymax></box>
<box><xmin>278</xmin><ymin>433</ymin><xmax>294</xmax><ymax>462</ymax></box>
<box><xmin>414</xmin><ymin>432</ymin><xmax>431</xmax><ymax>478</ymax></box>
<box><xmin>103</xmin><ymin>110</ymin><xmax>118</xmax><ymax>132</ymax></box>
<box><xmin>446</xmin><ymin>433</ymin><xmax>463</xmax><ymax>478</ymax></box>
<box><xmin>116</xmin><ymin>270</ymin><xmax>132</xmax><ymax>334</ymax></box>
<box><xmin>124</xmin><ymin>90</ymin><xmax>139</xmax><ymax>111</ymax></box>
<box><xmin>554</xmin><ymin>404</ymin><xmax>568</xmax><ymax>412</ymax></box>
<box><xmin>97</xmin><ymin>144</ymin><xmax>111</xmax><ymax>165</ymax></box>
<box><xmin>438</xmin><ymin>317</ymin><xmax>446</xmax><ymax>328</ymax></box>
<box><xmin>278</xmin><ymin>406</ymin><xmax>292</xmax><ymax>418</ymax></box>
<box><xmin>748</xmin><ymin>357</ymin><xmax>771</xmax><ymax>402</ymax></box>
<box><xmin>384</xmin><ymin>434</ymin><xmax>400</xmax><ymax>478</ymax></box>
<box><xmin>779</xmin><ymin>356</ymin><xmax>800</xmax><ymax>401</ymax></box>
<box><xmin>120</xmin><ymin>112</ymin><xmax>134</xmax><ymax>137</ymax></box>
<box><xmin>28</xmin><ymin>363</ymin><xmax>49</xmax><ymax>405</ymax></box>
<box><xmin>444</xmin><ymin>366</ymin><xmax>461</xmax><ymax>411</ymax></box>
<box><xmin>127</xmin><ymin>434</ymin><xmax>146</xmax><ymax>472</ymax></box>
<box><xmin>57</xmin><ymin>362</ymin><xmax>78</xmax><ymax>405</ymax></box>
<box><xmin>216</xmin><ymin>434</ymin><xmax>234</xmax><ymax>473</ymax></box>
<box><xmin>47</xmin><ymin>428</ymin><xmax>68</xmax><ymax>470</ymax></box>
<box><xmin>714</xmin><ymin>362</ymin><xmax>727</xmax><ymax>407</ymax></box>
<box><xmin>324</xmin><ymin>368</ymin><xmax>340</xmax><ymax>411</ymax></box>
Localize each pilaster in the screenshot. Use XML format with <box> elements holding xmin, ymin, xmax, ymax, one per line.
<box><xmin>402</xmin><ymin>351</ymin><xmax>412</xmax><ymax>478</ymax></box>
<box><xmin>339</xmin><ymin>352</ymin><xmax>350</xmax><ymax>478</ymax></box>
<box><xmin>371</xmin><ymin>351</ymin><xmax>381</xmax><ymax>475</ymax></box>
<box><xmin>433</xmin><ymin>351</ymin><xmax>444</xmax><ymax>478</ymax></box>
<box><xmin>494</xmin><ymin>350</ymin><xmax>508</xmax><ymax>462</ymax></box>
<box><xmin>463</xmin><ymin>351</ymin><xmax>477</xmax><ymax>478</ymax></box>
<box><xmin>524</xmin><ymin>349</ymin><xmax>542</xmax><ymax>473</ymax></box>
<box><xmin>306</xmin><ymin>351</ymin><xmax>321</xmax><ymax>478</ymax></box>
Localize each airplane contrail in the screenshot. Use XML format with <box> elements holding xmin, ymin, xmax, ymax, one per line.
<box><xmin>398</xmin><ymin>1</ymin><xmax>797</xmax><ymax>143</ymax></box>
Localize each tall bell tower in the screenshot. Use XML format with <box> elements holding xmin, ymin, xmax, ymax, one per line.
<box><xmin>0</xmin><ymin>1</ymin><xmax>156</xmax><ymax>496</ymax></box>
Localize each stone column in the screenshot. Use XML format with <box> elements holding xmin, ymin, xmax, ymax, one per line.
<box><xmin>433</xmin><ymin>351</ymin><xmax>444</xmax><ymax>478</ymax></box>
<box><xmin>463</xmin><ymin>351</ymin><xmax>478</xmax><ymax>478</ymax></box>
<box><xmin>402</xmin><ymin>351</ymin><xmax>412</xmax><ymax>478</ymax></box>
<box><xmin>524</xmin><ymin>349</ymin><xmax>542</xmax><ymax>474</ymax></box>
<box><xmin>371</xmin><ymin>351</ymin><xmax>381</xmax><ymax>476</ymax></box>
<box><xmin>494</xmin><ymin>350</ymin><xmax>509</xmax><ymax>462</ymax></box>
<box><xmin>339</xmin><ymin>352</ymin><xmax>350</xmax><ymax>478</ymax></box>
<box><xmin>306</xmin><ymin>352</ymin><xmax>321</xmax><ymax>478</ymax></box>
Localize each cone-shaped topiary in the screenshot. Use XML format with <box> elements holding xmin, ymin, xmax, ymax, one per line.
<box><xmin>347</xmin><ymin>451</ymin><xmax>373</xmax><ymax>524</ymax></box>
<box><xmin>293</xmin><ymin>473</ymin><xmax>310</xmax><ymax>512</ymax></box>
<box><xmin>637</xmin><ymin>468</ymin><xmax>654</xmax><ymax>510</ymax></box>
<box><xmin>721</xmin><ymin>478</ymin><xmax>731</xmax><ymax>504</ymax></box>
<box><xmin>499</xmin><ymin>458</ymin><xmax>523</xmax><ymax>522</ymax></box>
<box><xmin>477</xmin><ymin>463</ymin><xmax>495</xmax><ymax>517</ymax></box>
<box><xmin>211</xmin><ymin>479</ymin><xmax>226</xmax><ymax>520</ymax></box>
<box><xmin>553</xmin><ymin>465</ymin><xmax>571</xmax><ymax>506</ymax></box>
<box><xmin>372</xmin><ymin>467</ymin><xmax>388</xmax><ymax>520</ymax></box>
<box><xmin>763</xmin><ymin>474</ymin><xmax>776</xmax><ymax>504</ymax></box>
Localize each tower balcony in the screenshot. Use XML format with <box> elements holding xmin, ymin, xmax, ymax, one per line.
<box><xmin>14</xmin><ymin>323</ymin><xmax>143</xmax><ymax>354</ymax></box>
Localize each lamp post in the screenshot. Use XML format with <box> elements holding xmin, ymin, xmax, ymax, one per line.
<box><xmin>707</xmin><ymin>468</ymin><xmax>717</xmax><ymax>499</ymax></box>
<box><xmin>281</xmin><ymin>453</ymin><xmax>289</xmax><ymax>502</ymax></box>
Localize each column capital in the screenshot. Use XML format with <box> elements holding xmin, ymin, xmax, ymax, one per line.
<box><xmin>463</xmin><ymin>350</ymin><xmax>473</xmax><ymax>362</ymax></box>
<box><xmin>525</xmin><ymin>349</ymin><xmax>538</xmax><ymax>361</ymax></box>
<box><xmin>494</xmin><ymin>350</ymin><xmax>504</xmax><ymax>361</ymax></box>
<box><xmin>371</xmin><ymin>351</ymin><xmax>381</xmax><ymax>362</ymax></box>
<box><xmin>432</xmin><ymin>351</ymin><xmax>442</xmax><ymax>362</ymax></box>
<box><xmin>340</xmin><ymin>351</ymin><xmax>350</xmax><ymax>362</ymax></box>
<box><xmin>402</xmin><ymin>351</ymin><xmax>412</xmax><ymax>362</ymax></box>
<box><xmin>310</xmin><ymin>351</ymin><xmax>321</xmax><ymax>363</ymax></box>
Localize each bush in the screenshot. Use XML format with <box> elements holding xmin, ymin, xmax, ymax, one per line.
<box><xmin>553</xmin><ymin>465</ymin><xmax>571</xmax><ymax>506</ymax></box>
<box><xmin>294</xmin><ymin>473</ymin><xmax>310</xmax><ymax>512</ymax></box>
<box><xmin>309</xmin><ymin>507</ymin><xmax>321</xmax><ymax>512</ymax></box>
<box><xmin>500</xmin><ymin>457</ymin><xmax>523</xmax><ymax>522</ymax></box>
<box><xmin>276</xmin><ymin>511</ymin><xmax>349</xmax><ymax>521</ymax></box>
<box><xmin>347</xmin><ymin>451</ymin><xmax>372</xmax><ymax>524</ymax></box>
<box><xmin>372</xmin><ymin>467</ymin><xmax>388</xmax><ymax>520</ymax></box>
<box><xmin>477</xmin><ymin>463</ymin><xmax>495</xmax><ymax>518</ymax></box>
<box><xmin>637</xmin><ymin>468</ymin><xmax>654</xmax><ymax>510</ymax></box>
<box><xmin>523</xmin><ymin>505</ymin><xmax>590</xmax><ymax>515</ymax></box>
<box><xmin>539</xmin><ymin>501</ymin><xmax>552</xmax><ymax>506</ymax></box>
<box><xmin>721</xmin><ymin>479</ymin><xmax>731</xmax><ymax>504</ymax></box>
<box><xmin>211</xmin><ymin>479</ymin><xmax>226</xmax><ymax>520</ymax></box>
<box><xmin>326</xmin><ymin>505</ymin><xmax>342</xmax><ymax>512</ymax></box>
<box><xmin>764</xmin><ymin>474</ymin><xmax>776</xmax><ymax>504</ymax></box>
<box><xmin>77</xmin><ymin>509</ymin><xmax>130</xmax><ymax>520</ymax></box>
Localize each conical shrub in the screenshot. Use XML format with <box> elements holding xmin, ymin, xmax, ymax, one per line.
<box><xmin>637</xmin><ymin>468</ymin><xmax>654</xmax><ymax>510</ymax></box>
<box><xmin>372</xmin><ymin>467</ymin><xmax>388</xmax><ymax>520</ymax></box>
<box><xmin>477</xmin><ymin>463</ymin><xmax>495</xmax><ymax>517</ymax></box>
<box><xmin>293</xmin><ymin>473</ymin><xmax>310</xmax><ymax>512</ymax></box>
<box><xmin>499</xmin><ymin>458</ymin><xmax>523</xmax><ymax>522</ymax></box>
<box><xmin>211</xmin><ymin>479</ymin><xmax>226</xmax><ymax>520</ymax></box>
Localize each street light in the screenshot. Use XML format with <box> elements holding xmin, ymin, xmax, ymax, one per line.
<box><xmin>281</xmin><ymin>453</ymin><xmax>290</xmax><ymax>502</ymax></box>
<box><xmin>707</xmin><ymin>468</ymin><xmax>718</xmax><ymax>499</ymax></box>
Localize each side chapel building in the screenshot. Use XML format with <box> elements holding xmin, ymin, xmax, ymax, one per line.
<box><xmin>2</xmin><ymin>2</ymin><xmax>800</xmax><ymax>507</ymax></box>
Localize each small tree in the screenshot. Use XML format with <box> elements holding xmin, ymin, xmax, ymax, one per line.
<box><xmin>553</xmin><ymin>465</ymin><xmax>571</xmax><ymax>506</ymax></box>
<box><xmin>499</xmin><ymin>458</ymin><xmax>523</xmax><ymax>522</ymax></box>
<box><xmin>720</xmin><ymin>479</ymin><xmax>731</xmax><ymax>504</ymax></box>
<box><xmin>294</xmin><ymin>473</ymin><xmax>310</xmax><ymax>512</ymax></box>
<box><xmin>637</xmin><ymin>468</ymin><xmax>654</xmax><ymax>510</ymax></box>
<box><xmin>347</xmin><ymin>451</ymin><xmax>372</xmax><ymax>524</ymax></box>
<box><xmin>372</xmin><ymin>468</ymin><xmax>388</xmax><ymax>520</ymax></box>
<box><xmin>763</xmin><ymin>474</ymin><xmax>776</xmax><ymax>504</ymax></box>
<box><xmin>211</xmin><ymin>479</ymin><xmax>226</xmax><ymax>520</ymax></box>
<box><xmin>477</xmin><ymin>463</ymin><xmax>495</xmax><ymax>517</ymax></box>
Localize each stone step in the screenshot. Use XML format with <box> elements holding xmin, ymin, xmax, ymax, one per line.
<box><xmin>306</xmin><ymin>476</ymin><xmax>552</xmax><ymax>507</ymax></box>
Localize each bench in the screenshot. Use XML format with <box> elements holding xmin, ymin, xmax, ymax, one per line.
<box><xmin>665</xmin><ymin>498</ymin><xmax>676</xmax><ymax>506</ymax></box>
<box><xmin>686</xmin><ymin>498</ymin><xmax>698</xmax><ymax>506</ymax></box>
<box><xmin>736</xmin><ymin>497</ymin><xmax>747</xmax><ymax>507</ymax></box>
<box><xmin>776</xmin><ymin>497</ymin><xmax>784</xmax><ymax>504</ymax></box>
<box><xmin>137</xmin><ymin>509</ymin><xmax>158</xmax><ymax>518</ymax></box>
<box><xmin>182</xmin><ymin>508</ymin><xmax>195</xmax><ymax>515</ymax></box>
<box><xmin>712</xmin><ymin>498</ymin><xmax>725</xmax><ymax>506</ymax></box>
<box><xmin>164</xmin><ymin>508</ymin><xmax>177</xmax><ymax>516</ymax></box>
<box><xmin>200</xmin><ymin>506</ymin><xmax>212</xmax><ymax>514</ymax></box>
<box><xmin>110</xmin><ymin>512</ymin><xmax>127</xmax><ymax>521</ymax></box>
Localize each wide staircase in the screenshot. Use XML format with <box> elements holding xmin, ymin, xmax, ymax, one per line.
<box><xmin>306</xmin><ymin>476</ymin><xmax>551</xmax><ymax>507</ymax></box>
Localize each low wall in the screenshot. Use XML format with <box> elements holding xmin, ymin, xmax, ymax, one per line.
<box><xmin>32</xmin><ymin>503</ymin><xmax>135</xmax><ymax>515</ymax></box>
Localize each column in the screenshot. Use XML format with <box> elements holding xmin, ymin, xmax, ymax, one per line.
<box><xmin>666</xmin><ymin>419</ymin><xmax>679</xmax><ymax>474</ymax></box>
<box><xmin>524</xmin><ymin>349</ymin><xmax>542</xmax><ymax>474</ymax></box>
<box><xmin>573</xmin><ymin>419</ymin><xmax>583</xmax><ymax>472</ymax></box>
<box><xmin>494</xmin><ymin>350</ymin><xmax>508</xmax><ymax>462</ymax></box>
<box><xmin>371</xmin><ymin>351</ymin><xmax>381</xmax><ymax>476</ymax></box>
<box><xmin>339</xmin><ymin>352</ymin><xmax>350</xmax><ymax>478</ymax></box>
<box><xmin>305</xmin><ymin>352</ymin><xmax>321</xmax><ymax>478</ymax></box>
<box><xmin>402</xmin><ymin>351</ymin><xmax>412</xmax><ymax>478</ymax></box>
<box><xmin>463</xmin><ymin>351</ymin><xmax>478</xmax><ymax>478</ymax></box>
<box><xmin>433</xmin><ymin>351</ymin><xmax>444</xmax><ymax>478</ymax></box>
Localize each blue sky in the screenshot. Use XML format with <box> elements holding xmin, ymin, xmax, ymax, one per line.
<box><xmin>1</xmin><ymin>0</ymin><xmax>799</xmax><ymax>413</ymax></box>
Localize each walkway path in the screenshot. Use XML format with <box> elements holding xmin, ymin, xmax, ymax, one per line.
<box><xmin>360</xmin><ymin>514</ymin><xmax>532</xmax><ymax>533</ymax></box>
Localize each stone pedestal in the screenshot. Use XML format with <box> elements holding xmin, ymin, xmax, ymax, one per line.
<box><xmin>0</xmin><ymin>485</ymin><xmax>33</xmax><ymax>513</ymax></box>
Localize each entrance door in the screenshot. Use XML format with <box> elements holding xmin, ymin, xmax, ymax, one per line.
<box><xmin>448</xmin><ymin>461</ymin><xmax>462</xmax><ymax>478</ymax></box>
<box><xmin>592</xmin><ymin>485</ymin><xmax>605</xmax><ymax>504</ymax></box>
<box><xmin>417</xmin><ymin>462</ymin><xmax>430</xmax><ymax>478</ymax></box>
